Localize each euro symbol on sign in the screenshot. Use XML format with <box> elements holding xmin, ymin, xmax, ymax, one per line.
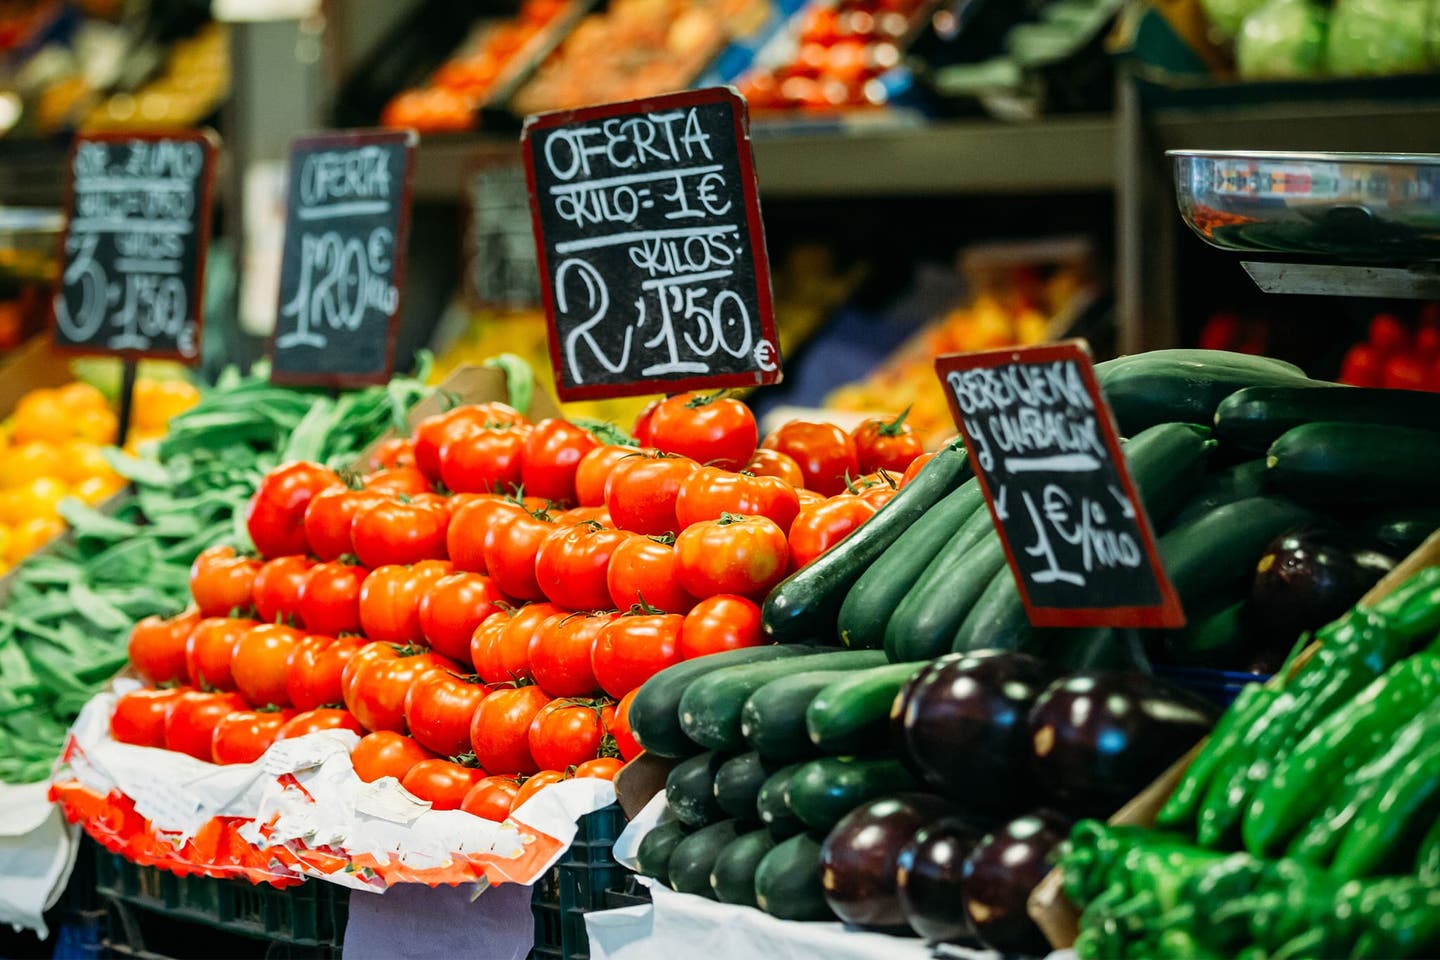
<box><xmin>753</xmin><ymin>340</ymin><xmax>777</xmax><ymax>372</ymax></box>
<box><xmin>696</xmin><ymin>173</ymin><xmax>732</xmax><ymax>216</ymax></box>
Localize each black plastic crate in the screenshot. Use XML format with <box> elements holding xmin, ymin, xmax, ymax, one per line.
<box><xmin>531</xmin><ymin>803</ymin><xmax>628</xmax><ymax>960</ymax></box>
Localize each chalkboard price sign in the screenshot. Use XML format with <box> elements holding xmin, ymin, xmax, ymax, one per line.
<box><xmin>521</xmin><ymin>87</ymin><xmax>781</xmax><ymax>402</ymax></box>
<box><xmin>270</xmin><ymin>129</ymin><xmax>417</xmax><ymax>387</ymax></box>
<box><xmin>936</xmin><ymin>341</ymin><xmax>1184</xmax><ymax>629</ymax></box>
<box><xmin>53</xmin><ymin>131</ymin><xmax>218</xmax><ymax>362</ymax></box>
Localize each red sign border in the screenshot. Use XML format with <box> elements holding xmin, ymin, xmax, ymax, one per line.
<box><xmin>935</xmin><ymin>340</ymin><xmax>1186</xmax><ymax>630</ymax></box>
<box><xmin>268</xmin><ymin>127</ymin><xmax>419</xmax><ymax>389</ymax></box>
<box><xmin>51</xmin><ymin>129</ymin><xmax>220</xmax><ymax>365</ymax></box>
<box><xmin>520</xmin><ymin>86</ymin><xmax>781</xmax><ymax>402</ymax></box>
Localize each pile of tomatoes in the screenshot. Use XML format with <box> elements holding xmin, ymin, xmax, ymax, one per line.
<box><xmin>111</xmin><ymin>393</ymin><xmax>926</xmax><ymax>824</ymax></box>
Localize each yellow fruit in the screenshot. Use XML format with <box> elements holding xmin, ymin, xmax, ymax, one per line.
<box><xmin>11</xmin><ymin>390</ymin><xmax>71</xmax><ymax>444</ymax></box>
<box><xmin>0</xmin><ymin>442</ymin><xmax>62</xmax><ymax>488</ymax></box>
<box><xmin>73</xmin><ymin>474</ymin><xmax>123</xmax><ymax>505</ymax></box>
<box><xmin>73</xmin><ymin>407</ymin><xmax>118</xmax><ymax>445</ymax></box>
<box><xmin>55</xmin><ymin>441</ymin><xmax>115</xmax><ymax>485</ymax></box>
<box><xmin>132</xmin><ymin>378</ymin><xmax>200</xmax><ymax>431</ymax></box>
<box><xmin>55</xmin><ymin>381</ymin><xmax>109</xmax><ymax>413</ymax></box>
<box><xmin>8</xmin><ymin>516</ymin><xmax>63</xmax><ymax>563</ymax></box>
<box><xmin>0</xmin><ymin>528</ymin><xmax>12</xmax><ymax>567</ymax></box>
<box><xmin>13</xmin><ymin>476</ymin><xmax>68</xmax><ymax>520</ymax></box>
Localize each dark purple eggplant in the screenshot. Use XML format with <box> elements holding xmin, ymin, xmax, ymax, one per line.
<box><xmin>961</xmin><ymin>810</ymin><xmax>1071</xmax><ymax>955</ymax></box>
<box><xmin>1250</xmin><ymin>526</ymin><xmax>1396</xmax><ymax>648</ymax></box>
<box><xmin>893</xmin><ymin>650</ymin><xmax>1057</xmax><ymax>810</ymax></box>
<box><xmin>1027</xmin><ymin>671</ymin><xmax>1219</xmax><ymax>816</ymax></box>
<box><xmin>896</xmin><ymin>815</ymin><xmax>987</xmax><ymax>944</ymax></box>
<box><xmin>818</xmin><ymin>793</ymin><xmax>954</xmax><ymax>930</ymax></box>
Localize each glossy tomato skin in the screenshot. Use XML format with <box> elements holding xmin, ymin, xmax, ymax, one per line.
<box><xmin>298</xmin><ymin>562</ymin><xmax>365</xmax><ymax>637</ymax></box>
<box><xmin>674</xmin><ymin>516</ymin><xmax>789</xmax><ymax>600</ymax></box>
<box><xmin>515</xmin><ymin>769</ymin><xmax>566</xmax><ymax>808</ymax></box>
<box><xmin>404</xmin><ymin>671</ymin><xmax>492</xmax><ymax>756</ymax></box>
<box><xmin>412</xmin><ymin>406</ymin><xmax>496</xmax><ymax>482</ymax></box>
<box><xmin>605</xmin><ymin>454</ymin><xmax>699</xmax><ymax>536</ymax></box>
<box><xmin>610</xmin><ymin>689</ymin><xmax>641</xmax><ymax>761</ymax></box>
<box><xmin>359</xmin><ymin>561</ymin><xmax>452</xmax><ymax>646</ymax></box>
<box><xmin>211</xmin><ymin>710</ymin><xmax>292</xmax><ymax>765</ymax></box>
<box><xmin>351</xmin><ymin>731</ymin><xmax>437</xmax><ymax>782</ymax></box>
<box><xmin>469</xmin><ymin>685</ymin><xmax>551</xmax><ymax>775</ymax></box>
<box><xmin>247</xmin><ymin>462</ymin><xmax>340</xmax><ymax>558</ymax></box>
<box><xmin>900</xmin><ymin>452</ymin><xmax>937</xmax><ymax>488</ymax></box>
<box><xmin>500</xmin><ymin>602</ymin><xmax>563</xmax><ymax>683</ymax></box>
<box><xmin>418</xmin><ymin>572</ymin><xmax>506</xmax><ymax>664</ymax></box>
<box><xmin>852</xmin><ymin>473</ymin><xmax>899</xmax><ymax>509</ymax></box>
<box><xmin>111</xmin><ymin>688</ymin><xmax>185</xmax><ymax>747</ymax></box>
<box><xmin>471</xmin><ymin>610</ymin><xmax>515</xmax><ymax>684</ymax></box>
<box><xmin>286</xmin><ymin>634</ymin><xmax>363</xmax><ymax>712</ymax></box>
<box><xmin>367</xmin><ymin>437</ymin><xmax>416</xmax><ymax>471</ymax></box>
<box><xmin>303</xmin><ymin>489</ymin><xmax>384</xmax><ymax>563</ymax></box>
<box><xmin>574</xmin><ymin>757</ymin><xmax>624</xmax><ymax>780</ymax></box>
<box><xmin>364</xmin><ymin>466</ymin><xmax>432</xmax><ymax>497</ymax></box>
<box><xmin>252</xmin><ymin>556</ymin><xmax>313</xmax><ymax>624</ymax></box>
<box><xmin>680</xmin><ymin>595</ymin><xmax>763</xmax><ymax>658</ymax></box>
<box><xmin>186</xmin><ymin>616</ymin><xmax>256</xmax><ymax>691</ymax></box>
<box><xmin>535</xmin><ymin>523</ymin><xmax>631</xmax><ymax>610</ymax></box>
<box><xmin>129</xmin><ymin>609</ymin><xmax>201</xmax><ymax>685</ymax></box>
<box><xmin>606</xmin><ymin>536</ymin><xmax>696</xmax><ymax>614</ymax></box>
<box><xmin>522</xmin><ymin>420</ymin><xmax>598</xmax><ymax>503</ymax></box>
<box><xmin>164</xmin><ymin>691</ymin><xmax>247</xmax><ymax>761</ymax></box>
<box><xmin>343</xmin><ymin>646</ymin><xmax>458</xmax><ymax>734</ymax></box>
<box><xmin>556</xmin><ymin>506</ymin><xmax>611</xmax><ymax>526</ymax></box>
<box><xmin>762</xmin><ymin>422</ymin><xmax>859</xmax><ymax>497</ymax></box>
<box><xmin>528</xmin><ymin>700</ymin><xmax>613</xmax><ymax>771</ymax></box>
<box><xmin>852</xmin><ymin>412</ymin><xmax>924</xmax><ymax>474</ymax></box>
<box><xmin>190</xmin><ymin>546</ymin><xmax>260</xmax><ymax>618</ymax></box>
<box><xmin>530</xmin><ymin>612</ymin><xmax>614</xmax><ymax>696</ymax></box>
<box><xmin>446</xmin><ymin>496</ymin><xmax>524</xmax><ymax>574</ymax></box>
<box><xmin>483</xmin><ymin>509</ymin><xmax>555</xmax><ymax>601</ymax></box>
<box><xmin>674</xmin><ymin>466</ymin><xmax>800</xmax><ymax>532</ymax></box>
<box><xmin>440</xmin><ymin>426</ymin><xmax>529</xmax><ymax>494</ymax></box>
<box><xmin>575</xmin><ymin>445</ymin><xmax>638</xmax><ymax>506</ymax></box>
<box><xmin>231</xmin><ymin>623</ymin><xmax>302</xmax><ymax>708</ymax></box>
<box><xmin>632</xmin><ymin>398</ymin><xmax>662</xmax><ymax>446</ymax></box>
<box><xmin>461</xmin><ymin>776</ymin><xmax>521</xmax><ymax>821</ymax></box>
<box><xmin>352</xmin><ymin>500</ymin><xmax>448</xmax><ymax>569</ymax></box>
<box><xmin>591</xmin><ymin>614</ymin><xmax>683</xmax><ymax>699</ymax></box>
<box><xmin>788</xmin><ymin>497</ymin><xmax>877</xmax><ymax>569</ymax></box>
<box><xmin>744</xmin><ymin>449</ymin><xmax>805</xmax><ymax>488</ymax></box>
<box><xmin>403</xmin><ymin>760</ymin><xmax>487</xmax><ymax>810</ymax></box>
<box><xmin>278</xmin><ymin>708</ymin><xmax>363</xmax><ymax>739</ymax></box>
<box><xmin>648</xmin><ymin>393</ymin><xmax>758</xmax><ymax>470</ymax></box>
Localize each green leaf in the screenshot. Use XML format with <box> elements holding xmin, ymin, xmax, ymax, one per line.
<box><xmin>59</xmin><ymin>498</ymin><xmax>141</xmax><ymax>542</ymax></box>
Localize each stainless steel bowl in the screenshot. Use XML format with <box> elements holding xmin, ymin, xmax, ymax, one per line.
<box><xmin>1170</xmin><ymin>150</ymin><xmax>1440</xmax><ymax>263</ymax></box>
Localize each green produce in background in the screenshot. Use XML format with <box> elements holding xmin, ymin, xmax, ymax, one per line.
<box><xmin>1236</xmin><ymin>0</ymin><xmax>1329</xmax><ymax>79</ymax></box>
<box><xmin>1327</xmin><ymin>0</ymin><xmax>1435</xmax><ymax>76</ymax></box>
<box><xmin>1200</xmin><ymin>0</ymin><xmax>1270</xmax><ymax>39</ymax></box>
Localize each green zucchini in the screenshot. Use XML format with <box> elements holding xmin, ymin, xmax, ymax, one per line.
<box><xmin>710</xmin><ymin>829</ymin><xmax>776</xmax><ymax>906</ymax></box>
<box><xmin>1163</xmin><ymin>598</ymin><xmax>1248</xmax><ymax>667</ymax></box>
<box><xmin>786</xmin><ymin>756</ymin><xmax>919</xmax><ymax>832</ymax></box>
<box><xmin>739</xmin><ymin>656</ymin><xmax>888</xmax><ymax>761</ymax></box>
<box><xmin>668</xmin><ymin>820</ymin><xmax>741</xmax><ymax>898</ymax></box>
<box><xmin>805</xmin><ymin>662</ymin><xmax>925</xmax><ymax>755</ymax></box>
<box><xmin>1159</xmin><ymin>496</ymin><xmax>1317</xmax><ymax>615</ymax></box>
<box><xmin>756</xmin><ymin>763</ymin><xmax>806</xmax><ymax>838</ymax></box>
<box><xmin>713</xmin><ymin>752</ymin><xmax>771</xmax><ymax>822</ymax></box>
<box><xmin>635</xmin><ymin>820</ymin><xmax>690</xmax><ymax>882</ymax></box>
<box><xmin>630</xmin><ymin>645</ymin><xmax>819</xmax><ymax>758</ymax></box>
<box><xmin>1042</xmin><ymin>627</ymin><xmax>1138</xmax><ymax>672</ymax></box>
<box><xmin>1363</xmin><ymin>509</ymin><xmax>1440</xmax><ymax>557</ymax></box>
<box><xmin>1096</xmin><ymin>349</ymin><xmax>1314</xmax><ymax>435</ymax></box>
<box><xmin>666</xmin><ymin>751</ymin><xmax>729</xmax><ymax>827</ymax></box>
<box><xmin>754</xmin><ymin>832</ymin><xmax>835</xmax><ymax>921</ymax></box>
<box><xmin>1167</xmin><ymin>460</ymin><xmax>1268</xmax><ymax>531</ymax></box>
<box><xmin>951</xmin><ymin>564</ymin><xmax>1039</xmax><ymax>654</ymax></box>
<box><xmin>1267</xmin><ymin>423</ymin><xmax>1440</xmax><ymax>506</ymax></box>
<box><xmin>836</xmin><ymin>478</ymin><xmax>985</xmax><ymax>650</ymax></box>
<box><xmin>679</xmin><ymin>650</ymin><xmax>891</xmax><ymax>752</ymax></box>
<box><xmin>883</xmin><ymin>520</ymin><xmax>1006</xmax><ymax>663</ymax></box>
<box><xmin>1216</xmin><ymin>384</ymin><xmax>1440</xmax><ymax>455</ymax></box>
<box><xmin>763</xmin><ymin>443</ymin><xmax>970</xmax><ymax>644</ymax></box>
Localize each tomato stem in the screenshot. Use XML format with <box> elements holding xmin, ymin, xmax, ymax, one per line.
<box><xmin>878</xmin><ymin>406</ymin><xmax>912</xmax><ymax>436</ymax></box>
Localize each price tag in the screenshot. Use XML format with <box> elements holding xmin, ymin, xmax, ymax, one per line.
<box><xmin>270</xmin><ymin>128</ymin><xmax>417</xmax><ymax>387</ymax></box>
<box><xmin>936</xmin><ymin>341</ymin><xmax>1184</xmax><ymax>629</ymax></box>
<box><xmin>53</xmin><ymin>131</ymin><xmax>218</xmax><ymax>362</ymax></box>
<box><xmin>521</xmin><ymin>86</ymin><xmax>781</xmax><ymax>401</ymax></box>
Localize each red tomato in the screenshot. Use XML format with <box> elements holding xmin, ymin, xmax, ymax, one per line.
<box><xmin>413</xmin><ymin>406</ymin><xmax>509</xmax><ymax>482</ymax></box>
<box><xmin>359</xmin><ymin>561</ymin><xmax>453</xmax><ymax>646</ymax></box>
<box><xmin>674</xmin><ymin>466</ymin><xmax>800</xmax><ymax>532</ymax></box>
<box><xmin>303</xmin><ymin>488</ymin><xmax>383</xmax><ymax>563</ymax></box>
<box><xmin>530</xmin><ymin>612</ymin><xmax>613</xmax><ymax>696</ymax></box>
<box><xmin>674</xmin><ymin>515</ymin><xmax>789</xmax><ymax>599</ymax></box>
<box><xmin>212</xmin><ymin>709</ymin><xmax>292</xmax><ymax>764</ymax></box>
<box><xmin>278</xmin><ymin>707</ymin><xmax>363</xmax><ymax>739</ymax></box>
<box><xmin>447</xmin><ymin>496</ymin><xmax>528</xmax><ymax>573</ymax></box>
<box><xmin>483</xmin><ymin>507</ymin><xmax>556</xmax><ymax>600</ymax></box>
<box><xmin>762</xmin><ymin>422</ymin><xmax>859</xmax><ymax>496</ymax></box>
<box><xmin>1383</xmin><ymin>353</ymin><xmax>1429</xmax><ymax>391</ymax></box>
<box><xmin>469</xmin><ymin>685</ymin><xmax>551</xmax><ymax>775</ymax></box>
<box><xmin>521</xmin><ymin>419</ymin><xmax>598</xmax><ymax>503</ymax></box>
<box><xmin>129</xmin><ymin>609</ymin><xmax>201</xmax><ymax>685</ymax></box>
<box><xmin>647</xmin><ymin>393</ymin><xmax>758</xmax><ymax>470</ymax></box>
<box><xmin>1417</xmin><ymin>322</ymin><xmax>1440</xmax><ymax>359</ymax></box>
<box><xmin>556</xmin><ymin>505</ymin><xmax>612</xmax><ymax>526</ymax></box>
<box><xmin>366</xmin><ymin>437</ymin><xmax>416</xmax><ymax>471</ymax></box>
<box><xmin>788</xmin><ymin>497</ymin><xmax>877</xmax><ymax>569</ymax></box>
<box><xmin>850</xmin><ymin>471</ymin><xmax>900</xmax><ymax>509</ymax></box>
<box><xmin>461</xmin><ymin>776</ymin><xmax>521</xmax><ymax>821</ymax></box>
<box><xmin>440</xmin><ymin>426</ymin><xmax>530</xmax><ymax>494</ymax></box>
<box><xmin>471</xmin><ymin>609</ymin><xmax>515</xmax><ymax>684</ymax></box>
<box><xmin>796</xmin><ymin>489</ymin><xmax>826</xmax><ymax>509</ymax></box>
<box><xmin>252</xmin><ymin>556</ymin><xmax>313</xmax><ymax>624</ymax></box>
<box><xmin>246</xmin><ymin>462</ymin><xmax>341</xmax><ymax>558</ymax></box>
<box><xmin>297</xmin><ymin>562</ymin><xmax>365</xmax><ymax>637</ymax></box>
<box><xmin>575</xmin><ymin>445</ymin><xmax>639</xmax><ymax>506</ymax></box>
<box><xmin>418</xmin><ymin>572</ymin><xmax>506</xmax><ymax>664</ymax></box>
<box><xmin>186</xmin><ymin>616</ymin><xmax>256</xmax><ymax>691</ymax></box>
<box><xmin>1339</xmin><ymin>343</ymin><xmax>1383</xmax><ymax>386</ymax></box>
<box><xmin>605</xmin><ymin>454</ymin><xmax>700</xmax><ymax>535</ymax></box>
<box><xmin>286</xmin><ymin>633</ymin><xmax>364</xmax><ymax>712</ymax></box>
<box><xmin>632</xmin><ymin>398</ymin><xmax>662</xmax><ymax>447</ymax></box>
<box><xmin>343</xmin><ymin>645</ymin><xmax>458</xmax><ymax>734</ymax></box>
<box><xmin>591</xmin><ymin>613</ymin><xmax>683</xmax><ymax>698</ymax></box>
<box><xmin>1369</xmin><ymin>313</ymin><xmax>1410</xmax><ymax>355</ymax></box>
<box><xmin>528</xmin><ymin>699</ymin><xmax>613</xmax><ymax>771</ymax></box>
<box><xmin>352</xmin><ymin>499</ymin><xmax>449</xmax><ymax>569</ymax></box>
<box><xmin>351</xmin><ymin>731</ymin><xmax>437</xmax><ymax>782</ymax></box>
<box><xmin>404</xmin><ymin>670</ymin><xmax>492</xmax><ymax>756</ymax></box>
<box><xmin>231</xmin><ymin>623</ymin><xmax>302</xmax><ymax>707</ymax></box>
<box><xmin>110</xmin><ymin>688</ymin><xmax>185</xmax><ymax>747</ymax></box>
<box><xmin>364</xmin><ymin>466</ymin><xmax>432</xmax><ymax>497</ymax></box>
<box><xmin>189</xmin><ymin>546</ymin><xmax>260</xmax><ymax>618</ymax></box>
<box><xmin>610</xmin><ymin>689</ymin><xmax>641</xmax><ymax>761</ymax></box>
<box><xmin>744</xmin><ymin>449</ymin><xmax>805</xmax><ymax>488</ymax></box>
<box><xmin>900</xmin><ymin>452</ymin><xmax>937</xmax><ymax>488</ymax></box>
<box><xmin>573</xmin><ymin>757</ymin><xmax>624</xmax><ymax>780</ymax></box>
<box><xmin>499</xmin><ymin>602</ymin><xmax>563</xmax><ymax>682</ymax></box>
<box><xmin>514</xmin><ymin>769</ymin><xmax>567</xmax><ymax>808</ymax></box>
<box><xmin>535</xmin><ymin>522</ymin><xmax>631</xmax><ymax>610</ymax></box>
<box><xmin>606</xmin><ymin>535</ymin><xmax>696</xmax><ymax>614</ymax></box>
<box><xmin>680</xmin><ymin>595</ymin><xmax>763</xmax><ymax>658</ymax></box>
<box><xmin>164</xmin><ymin>691</ymin><xmax>247</xmax><ymax>761</ymax></box>
<box><xmin>851</xmin><ymin>410</ymin><xmax>924</xmax><ymax>474</ymax></box>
